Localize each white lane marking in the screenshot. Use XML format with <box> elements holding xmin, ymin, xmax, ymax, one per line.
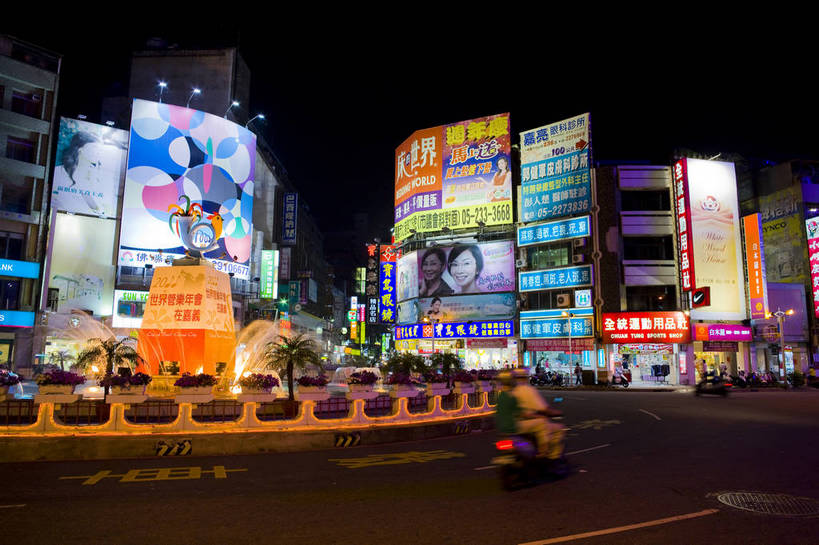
<box><xmin>474</xmin><ymin>465</ymin><xmax>496</xmax><ymax>471</ymax></box>
<box><xmin>0</xmin><ymin>504</ymin><xmax>26</xmax><ymax>509</ymax></box>
<box><xmin>639</xmin><ymin>409</ymin><xmax>662</xmax><ymax>421</ymax></box>
<box><xmin>564</xmin><ymin>443</ymin><xmax>611</xmax><ymax>456</ymax></box>
<box><xmin>518</xmin><ymin>508</ymin><xmax>719</xmax><ymax>545</ymax></box>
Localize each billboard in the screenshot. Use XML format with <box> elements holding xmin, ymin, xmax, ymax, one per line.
<box><xmin>685</xmin><ymin>159</ymin><xmax>746</xmax><ymax>320</ymax></box>
<box><xmin>759</xmin><ymin>186</ymin><xmax>808</xmax><ymax>284</ymax></box>
<box><xmin>394</xmin><ymin>114</ymin><xmax>512</xmax><ymax>241</ymax></box>
<box><xmin>282</xmin><ymin>193</ymin><xmax>298</xmax><ymax>245</ymax></box>
<box><xmin>520</xmin><ymin>315</ymin><xmax>594</xmax><ymax>340</ymax></box>
<box><xmin>48</xmin><ymin>213</ymin><xmax>116</xmax><ymax>316</ymax></box>
<box><xmin>397</xmin><ymin>252</ymin><xmax>419</xmax><ymax>302</ymax></box>
<box><xmin>366</xmin><ymin>245</ymin><xmax>379</xmax><ymax>324</ymax></box>
<box><xmin>260</xmin><ymin>249</ymin><xmax>278</xmax><ymax>299</ymax></box>
<box><xmin>51</xmin><ymin>117</ymin><xmax>128</xmax><ymax>218</ymax></box>
<box><xmin>397</xmin><ymin>293</ymin><xmax>517</xmax><ymax>324</ymax></box>
<box><xmin>517</xmin><ymin>215</ymin><xmax>590</xmax><ymax>247</ymax></box>
<box><xmin>118</xmin><ymin>99</ymin><xmax>255</xmax><ymax>279</ymax></box>
<box><xmin>519</xmin><ymin>113</ymin><xmax>591</xmax><ymax>223</ymax></box>
<box><xmin>519</xmin><ymin>264</ymin><xmax>593</xmax><ymax>292</ymax></box>
<box><xmin>111</xmin><ymin>289</ymin><xmax>148</xmax><ymax>328</ymax></box>
<box><xmin>379</xmin><ymin>245</ymin><xmax>396</xmax><ymax>323</ymax></box>
<box><xmin>394</xmin><ymin>320</ymin><xmax>514</xmax><ymax>340</ymax></box>
<box><xmin>743</xmin><ymin>214</ymin><xmax>768</xmax><ymax>319</ymax></box>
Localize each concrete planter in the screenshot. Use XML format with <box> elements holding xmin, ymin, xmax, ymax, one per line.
<box><xmin>177</xmin><ymin>386</ymin><xmax>214</xmax><ymax>396</ymax></box>
<box><xmin>111</xmin><ymin>385</ymin><xmax>147</xmax><ymax>395</ymax></box>
<box><xmin>240</xmin><ymin>387</ymin><xmax>273</xmax><ymax>395</ymax></box>
<box><xmin>298</xmin><ymin>386</ymin><xmax>327</xmax><ymax>393</ymax></box>
<box><xmin>348</xmin><ymin>384</ymin><xmax>374</xmax><ymax>393</ymax></box>
<box><xmin>38</xmin><ymin>384</ymin><xmax>76</xmax><ymax>395</ymax></box>
<box><xmin>389</xmin><ymin>385</ymin><xmax>421</xmax><ymax>398</ymax></box>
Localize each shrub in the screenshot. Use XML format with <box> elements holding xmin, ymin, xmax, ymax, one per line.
<box><xmin>0</xmin><ymin>371</ymin><xmax>22</xmax><ymax>386</ymax></box>
<box><xmin>238</xmin><ymin>373</ymin><xmax>280</xmax><ymax>390</ymax></box>
<box><xmin>348</xmin><ymin>371</ymin><xmax>378</xmax><ymax>385</ymax></box>
<box><xmin>476</xmin><ymin>369</ymin><xmax>498</xmax><ymax>381</ymax></box>
<box><xmin>296</xmin><ymin>374</ymin><xmax>329</xmax><ymax>387</ymax></box>
<box><xmin>452</xmin><ymin>370</ymin><xmax>476</xmax><ymax>383</ymax></box>
<box><xmin>422</xmin><ymin>371</ymin><xmax>447</xmax><ymax>384</ymax></box>
<box><xmin>386</xmin><ymin>372</ymin><xmax>414</xmax><ymax>386</ymax></box>
<box><xmin>174</xmin><ymin>373</ymin><xmax>218</xmax><ymax>388</ymax></box>
<box><xmin>35</xmin><ymin>370</ymin><xmax>85</xmax><ymax>386</ymax></box>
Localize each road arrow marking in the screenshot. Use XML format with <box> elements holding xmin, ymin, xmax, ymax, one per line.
<box><xmin>639</xmin><ymin>409</ymin><xmax>662</xmax><ymax>421</ymax></box>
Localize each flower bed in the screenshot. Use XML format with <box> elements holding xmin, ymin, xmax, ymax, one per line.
<box><xmin>238</xmin><ymin>373</ymin><xmax>280</xmax><ymax>393</ymax></box>
<box><xmin>36</xmin><ymin>370</ymin><xmax>85</xmax><ymax>394</ymax></box>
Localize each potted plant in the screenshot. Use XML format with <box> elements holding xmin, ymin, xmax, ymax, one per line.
<box><xmin>422</xmin><ymin>371</ymin><xmax>448</xmax><ymax>390</ymax></box>
<box><xmin>0</xmin><ymin>371</ymin><xmax>23</xmax><ymax>395</ymax></box>
<box><xmin>100</xmin><ymin>372</ymin><xmax>152</xmax><ymax>395</ymax></box>
<box><xmin>347</xmin><ymin>370</ymin><xmax>378</xmax><ymax>392</ymax></box>
<box><xmin>453</xmin><ymin>370</ymin><xmax>476</xmax><ymax>387</ymax></box>
<box><xmin>76</xmin><ymin>336</ymin><xmax>144</xmax><ymax>395</ymax></box>
<box><xmin>36</xmin><ymin>369</ymin><xmax>85</xmax><ymax>394</ymax></box>
<box><xmin>264</xmin><ymin>333</ymin><xmax>322</xmax><ymax>402</ymax></box>
<box><xmin>238</xmin><ymin>373</ymin><xmax>280</xmax><ymax>394</ymax></box>
<box><xmin>296</xmin><ymin>374</ymin><xmax>329</xmax><ymax>393</ymax></box>
<box><xmin>174</xmin><ymin>372</ymin><xmax>218</xmax><ymax>395</ymax></box>
<box><xmin>386</xmin><ymin>372</ymin><xmax>418</xmax><ymax>391</ymax></box>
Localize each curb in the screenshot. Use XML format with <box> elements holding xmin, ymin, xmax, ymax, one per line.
<box><xmin>0</xmin><ymin>415</ymin><xmax>495</xmax><ymax>464</ymax></box>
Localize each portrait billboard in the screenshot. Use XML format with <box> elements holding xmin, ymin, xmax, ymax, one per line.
<box><xmin>685</xmin><ymin>159</ymin><xmax>747</xmax><ymax>320</ymax></box>
<box><xmin>118</xmin><ymin>99</ymin><xmax>255</xmax><ymax>279</ymax></box>
<box><xmin>397</xmin><ymin>293</ymin><xmax>517</xmax><ymax>325</ymax></box>
<box><xmin>51</xmin><ymin>117</ymin><xmax>128</xmax><ymax>218</ymax></box>
<box><xmin>48</xmin><ymin>213</ymin><xmax>116</xmax><ymax>316</ymax></box>
<box><xmin>394</xmin><ymin>114</ymin><xmax>512</xmax><ymax>241</ymax></box>
<box><xmin>416</xmin><ymin>241</ymin><xmax>515</xmax><ymax>297</ymax></box>
<box><xmin>519</xmin><ymin>113</ymin><xmax>591</xmax><ymax>223</ymax></box>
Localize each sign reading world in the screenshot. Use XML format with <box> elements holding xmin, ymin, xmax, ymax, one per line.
<box><xmin>517</xmin><ymin>215</ymin><xmax>590</xmax><ymax>247</ymax></box>
<box><xmin>394</xmin><ymin>320</ymin><xmax>514</xmax><ymax>340</ymax></box>
<box><xmin>519</xmin><ymin>265</ymin><xmax>592</xmax><ymax>292</ymax></box>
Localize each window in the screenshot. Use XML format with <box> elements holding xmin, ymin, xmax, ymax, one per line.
<box><xmin>5</xmin><ymin>137</ymin><xmax>36</xmax><ymax>163</ymax></box>
<box><xmin>0</xmin><ymin>182</ymin><xmax>31</xmax><ymax>214</ymax></box>
<box><xmin>626</xmin><ymin>285</ymin><xmax>676</xmax><ymax>311</ymax></box>
<box><xmin>623</xmin><ymin>236</ymin><xmax>674</xmax><ymax>261</ymax></box>
<box><xmin>11</xmin><ymin>91</ymin><xmax>42</xmax><ymax>118</ymax></box>
<box><xmin>0</xmin><ymin>231</ymin><xmax>25</xmax><ymax>260</ymax></box>
<box><xmin>1</xmin><ymin>280</ymin><xmax>20</xmax><ymax>310</ymax></box>
<box><xmin>621</xmin><ymin>190</ymin><xmax>670</xmax><ymax>211</ymax></box>
<box><xmin>529</xmin><ymin>245</ymin><xmax>569</xmax><ymax>269</ymax></box>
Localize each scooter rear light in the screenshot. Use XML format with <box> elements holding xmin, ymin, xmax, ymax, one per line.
<box><xmin>496</xmin><ymin>440</ymin><xmax>515</xmax><ymax>451</ymax></box>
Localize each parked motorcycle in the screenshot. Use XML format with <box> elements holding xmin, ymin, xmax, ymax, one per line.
<box><xmin>529</xmin><ymin>374</ymin><xmax>548</xmax><ymax>387</ymax></box>
<box><xmin>610</xmin><ymin>374</ymin><xmax>629</xmax><ymax>388</ymax></box>
<box><xmin>695</xmin><ymin>378</ymin><xmax>731</xmax><ymax>397</ymax></box>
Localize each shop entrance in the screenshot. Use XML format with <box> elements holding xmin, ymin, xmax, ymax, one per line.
<box><xmin>0</xmin><ymin>339</ymin><xmax>13</xmax><ymax>369</ymax></box>
<box><xmin>612</xmin><ymin>344</ymin><xmax>674</xmax><ymax>385</ymax></box>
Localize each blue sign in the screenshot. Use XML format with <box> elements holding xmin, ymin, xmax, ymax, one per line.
<box><xmin>519</xmin><ymin>265</ymin><xmax>593</xmax><ymax>292</ymax></box>
<box><xmin>521</xmin><ymin>150</ymin><xmax>591</xmax><ymax>222</ymax></box>
<box><xmin>0</xmin><ymin>258</ymin><xmax>40</xmax><ymax>279</ymax></box>
<box><xmin>281</xmin><ymin>193</ymin><xmax>298</xmax><ymax>245</ymax></box>
<box><xmin>517</xmin><ymin>215</ymin><xmax>590</xmax><ymax>247</ymax></box>
<box><xmin>0</xmin><ymin>310</ymin><xmax>35</xmax><ymax>327</ymax></box>
<box><xmin>520</xmin><ymin>316</ymin><xmax>593</xmax><ymax>339</ymax></box>
<box><xmin>520</xmin><ymin>307</ymin><xmax>593</xmax><ymax>319</ymax></box>
<box><xmin>394</xmin><ymin>320</ymin><xmax>514</xmax><ymax>340</ymax></box>
<box><xmin>575</xmin><ymin>289</ymin><xmax>592</xmax><ymax>307</ymax></box>
<box><xmin>380</xmin><ymin>260</ymin><xmax>396</xmax><ymax>323</ymax></box>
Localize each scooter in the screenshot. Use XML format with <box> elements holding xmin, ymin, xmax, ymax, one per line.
<box><xmin>529</xmin><ymin>374</ymin><xmax>548</xmax><ymax>387</ymax></box>
<box><xmin>610</xmin><ymin>374</ymin><xmax>629</xmax><ymax>388</ymax></box>
<box><xmin>695</xmin><ymin>377</ymin><xmax>731</xmax><ymax>397</ymax></box>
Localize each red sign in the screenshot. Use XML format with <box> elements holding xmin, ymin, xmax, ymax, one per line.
<box><xmin>673</xmin><ymin>159</ymin><xmax>695</xmax><ymax>292</ymax></box>
<box><xmin>380</xmin><ymin>245</ymin><xmax>397</xmax><ymax>263</ymax></box>
<box><xmin>602</xmin><ymin>312</ymin><xmax>690</xmax><ymax>344</ymax></box>
<box><xmin>526</xmin><ymin>338</ymin><xmax>595</xmax><ymax>351</ymax></box>
<box><xmin>692</xmin><ymin>286</ymin><xmax>710</xmax><ymax>308</ymax></box>
<box><xmin>467</xmin><ymin>338</ymin><xmax>508</xmax><ymax>349</ymax></box>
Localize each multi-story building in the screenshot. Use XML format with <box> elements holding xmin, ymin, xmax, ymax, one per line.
<box><xmin>0</xmin><ymin>35</ymin><xmax>61</xmax><ymax>373</ymax></box>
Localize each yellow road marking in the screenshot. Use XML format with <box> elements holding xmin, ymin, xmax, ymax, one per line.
<box><xmin>572</xmin><ymin>419</ymin><xmax>621</xmax><ymax>431</ymax></box>
<box><xmin>329</xmin><ymin>450</ymin><xmax>465</xmax><ymax>469</ymax></box>
<box><xmin>59</xmin><ymin>466</ymin><xmax>247</xmax><ymax>485</ymax></box>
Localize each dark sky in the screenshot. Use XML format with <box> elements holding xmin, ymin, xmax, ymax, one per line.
<box><xmin>6</xmin><ymin>23</ymin><xmax>817</xmax><ymax>241</ymax></box>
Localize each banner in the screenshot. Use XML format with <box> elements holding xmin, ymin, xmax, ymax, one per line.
<box><xmin>602</xmin><ymin>312</ymin><xmax>690</xmax><ymax>344</ymax></box>
<box><xmin>394</xmin><ymin>114</ymin><xmax>512</xmax><ymax>241</ymax></box>
<box><xmin>743</xmin><ymin>214</ymin><xmax>768</xmax><ymax>318</ymax></box>
<box><xmin>685</xmin><ymin>159</ymin><xmax>746</xmax><ymax>320</ymax></box>
<box><xmin>693</xmin><ymin>323</ymin><xmax>752</xmax><ymax>342</ymax></box>
<box><xmin>118</xmin><ymin>99</ymin><xmax>255</xmax><ymax>279</ymax></box>
<box><xmin>673</xmin><ymin>159</ymin><xmax>696</xmax><ymax>292</ymax></box>
<box><xmin>259</xmin><ymin>249</ymin><xmax>278</xmax><ymax>299</ymax></box>
<box><xmin>519</xmin><ymin>113</ymin><xmax>591</xmax><ymax>223</ymax></box>
<box><xmin>518</xmin><ymin>215</ymin><xmax>590</xmax><ymax>247</ymax></box>
<box><xmin>379</xmin><ymin>246</ymin><xmax>396</xmax><ymax>323</ymax></box>
<box><xmin>282</xmin><ymin>192</ymin><xmax>298</xmax><ymax>245</ymax></box>
<box><xmin>519</xmin><ymin>265</ymin><xmax>592</xmax><ymax>292</ymax></box>
<box><xmin>806</xmin><ymin>216</ymin><xmax>819</xmax><ymax>317</ymax></box>
<box><xmin>397</xmin><ymin>293</ymin><xmax>516</xmax><ymax>324</ymax></box>
<box><xmin>280</xmin><ymin>247</ymin><xmax>291</xmax><ymax>280</ymax></box>
<box><xmin>395</xmin><ymin>320</ymin><xmax>514</xmax><ymax>340</ymax></box>
<box><xmin>760</xmin><ymin>186</ymin><xmax>807</xmax><ymax>284</ymax></box>
<box><xmin>51</xmin><ymin>117</ymin><xmax>128</xmax><ymax>218</ymax></box>
<box><xmin>366</xmin><ymin>244</ymin><xmax>379</xmax><ymax>324</ymax></box>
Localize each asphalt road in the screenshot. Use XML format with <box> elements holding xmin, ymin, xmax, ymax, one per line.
<box><xmin>2</xmin><ymin>389</ymin><xmax>818</xmax><ymax>545</ymax></box>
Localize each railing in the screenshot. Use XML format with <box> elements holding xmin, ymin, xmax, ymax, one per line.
<box><xmin>0</xmin><ymin>385</ymin><xmax>497</xmax><ymax>436</ymax></box>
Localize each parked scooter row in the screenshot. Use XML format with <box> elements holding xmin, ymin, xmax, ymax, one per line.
<box><xmin>529</xmin><ymin>371</ymin><xmax>566</xmax><ymax>387</ymax></box>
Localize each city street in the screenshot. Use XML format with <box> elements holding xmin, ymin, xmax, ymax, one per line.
<box><xmin>2</xmin><ymin>389</ymin><xmax>817</xmax><ymax>545</ymax></box>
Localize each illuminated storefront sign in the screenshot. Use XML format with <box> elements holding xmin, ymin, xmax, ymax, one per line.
<box><xmin>394</xmin><ymin>320</ymin><xmax>514</xmax><ymax>340</ymax></box>
<box><xmin>282</xmin><ymin>193</ymin><xmax>298</xmax><ymax>245</ymax></box>
<box><xmin>259</xmin><ymin>250</ymin><xmax>278</xmax><ymax>300</ymax></box>
<box><xmin>394</xmin><ymin>114</ymin><xmax>513</xmax><ymax>241</ymax></box>
<box><xmin>112</xmin><ymin>289</ymin><xmax>149</xmax><ymax>328</ymax></box>
<box><xmin>526</xmin><ymin>338</ymin><xmax>595</xmax><ymax>351</ymax></box>
<box><xmin>0</xmin><ymin>258</ymin><xmax>40</xmax><ymax>279</ymax></box>
<box><xmin>517</xmin><ymin>215</ymin><xmax>590</xmax><ymax>247</ymax></box>
<box><xmin>366</xmin><ymin>245</ymin><xmax>379</xmax><ymax>324</ymax></box>
<box><xmin>379</xmin><ymin>245</ymin><xmax>396</xmax><ymax>323</ymax></box>
<box><xmin>520</xmin><ymin>316</ymin><xmax>593</xmax><ymax>339</ymax></box>
<box><xmin>602</xmin><ymin>312</ymin><xmax>690</xmax><ymax>344</ymax></box>
<box><xmin>520</xmin><ymin>113</ymin><xmax>591</xmax><ymax>223</ymax></box>
<box><xmin>673</xmin><ymin>159</ymin><xmax>695</xmax><ymax>292</ymax></box>
<box><xmin>519</xmin><ymin>265</ymin><xmax>592</xmax><ymax>292</ymax></box>
<box><xmin>0</xmin><ymin>310</ymin><xmax>35</xmax><ymax>327</ymax></box>
<box><xmin>806</xmin><ymin>215</ymin><xmax>819</xmax><ymax>317</ymax></box>
<box><xmin>693</xmin><ymin>323</ymin><xmax>752</xmax><ymax>342</ymax></box>
<box><xmin>743</xmin><ymin>214</ymin><xmax>768</xmax><ymax>318</ymax></box>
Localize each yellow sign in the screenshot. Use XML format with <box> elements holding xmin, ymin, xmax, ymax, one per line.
<box><xmin>328</xmin><ymin>450</ymin><xmax>465</xmax><ymax>469</ymax></box>
<box><xmin>59</xmin><ymin>466</ymin><xmax>247</xmax><ymax>485</ymax></box>
<box><xmin>394</xmin><ymin>200</ymin><xmax>513</xmax><ymax>242</ymax></box>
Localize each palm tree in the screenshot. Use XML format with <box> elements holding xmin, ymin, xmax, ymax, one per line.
<box><xmin>264</xmin><ymin>333</ymin><xmax>322</xmax><ymax>402</ymax></box>
<box><xmin>49</xmin><ymin>349</ymin><xmax>75</xmax><ymax>371</ymax></box>
<box><xmin>385</xmin><ymin>352</ymin><xmax>426</xmax><ymax>376</ymax></box>
<box><xmin>76</xmin><ymin>337</ymin><xmax>144</xmax><ymax>395</ymax></box>
<box><xmin>431</xmin><ymin>352</ymin><xmax>463</xmax><ymax>385</ymax></box>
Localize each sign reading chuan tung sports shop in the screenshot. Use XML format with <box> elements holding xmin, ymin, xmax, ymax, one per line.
<box><xmin>602</xmin><ymin>312</ymin><xmax>690</xmax><ymax>344</ymax></box>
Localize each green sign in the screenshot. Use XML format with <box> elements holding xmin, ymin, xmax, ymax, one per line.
<box><xmin>260</xmin><ymin>250</ymin><xmax>278</xmax><ymax>299</ymax></box>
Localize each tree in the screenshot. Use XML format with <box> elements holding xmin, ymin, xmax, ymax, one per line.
<box><xmin>264</xmin><ymin>333</ymin><xmax>322</xmax><ymax>402</ymax></box>
<box><xmin>384</xmin><ymin>352</ymin><xmax>426</xmax><ymax>376</ymax></box>
<box><xmin>49</xmin><ymin>349</ymin><xmax>75</xmax><ymax>371</ymax></box>
<box><xmin>76</xmin><ymin>337</ymin><xmax>144</xmax><ymax>394</ymax></box>
<box><xmin>430</xmin><ymin>352</ymin><xmax>463</xmax><ymax>385</ymax></box>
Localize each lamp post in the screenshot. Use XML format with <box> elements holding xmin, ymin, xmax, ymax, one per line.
<box><xmin>245</xmin><ymin>113</ymin><xmax>265</xmax><ymax>129</ymax></box>
<box><xmin>562</xmin><ymin>311</ymin><xmax>575</xmax><ymax>369</ymax></box>
<box><xmin>158</xmin><ymin>81</ymin><xmax>167</xmax><ymax>103</ymax></box>
<box><xmin>421</xmin><ymin>316</ymin><xmax>436</xmax><ymax>355</ymax></box>
<box><xmin>223</xmin><ymin>100</ymin><xmax>240</xmax><ymax>118</ymax></box>
<box><xmin>186</xmin><ymin>88</ymin><xmax>201</xmax><ymax>108</ymax></box>
<box><xmin>770</xmin><ymin>308</ymin><xmax>795</xmax><ymax>388</ymax></box>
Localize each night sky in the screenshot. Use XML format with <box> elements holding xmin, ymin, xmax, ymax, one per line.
<box><xmin>5</xmin><ymin>23</ymin><xmax>817</xmax><ymax>241</ymax></box>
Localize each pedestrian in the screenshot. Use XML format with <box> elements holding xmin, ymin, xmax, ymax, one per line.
<box><xmin>574</xmin><ymin>363</ymin><xmax>582</xmax><ymax>386</ymax></box>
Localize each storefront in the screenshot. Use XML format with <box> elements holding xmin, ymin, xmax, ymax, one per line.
<box><xmin>394</xmin><ymin>320</ymin><xmax>517</xmax><ymax>369</ymax></box>
<box><xmin>524</xmin><ymin>338</ymin><xmax>595</xmax><ymax>374</ymax></box>
<box><xmin>602</xmin><ymin>311</ymin><xmax>691</xmax><ymax>386</ymax></box>
<box><xmin>691</xmin><ymin>323</ymin><xmax>752</xmax><ymax>381</ymax></box>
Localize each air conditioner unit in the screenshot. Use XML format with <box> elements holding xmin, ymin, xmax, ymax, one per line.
<box><xmin>515</xmin><ymin>258</ymin><xmax>526</xmax><ymax>268</ymax></box>
<box><xmin>573</xmin><ymin>238</ymin><xmax>587</xmax><ymax>247</ymax></box>
<box><xmin>572</xmin><ymin>254</ymin><xmax>585</xmax><ymax>264</ymax></box>
<box><xmin>556</xmin><ymin>293</ymin><xmax>571</xmax><ymax>307</ymax></box>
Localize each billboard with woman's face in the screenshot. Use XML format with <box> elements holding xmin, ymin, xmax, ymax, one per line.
<box><xmin>397</xmin><ymin>292</ymin><xmax>517</xmax><ymax>324</ymax></box>
<box><xmin>417</xmin><ymin>241</ymin><xmax>515</xmax><ymax>297</ymax></box>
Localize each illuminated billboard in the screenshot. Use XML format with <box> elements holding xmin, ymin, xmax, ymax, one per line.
<box><xmin>118</xmin><ymin>99</ymin><xmax>256</xmax><ymax>279</ymax></box>
<box><xmin>397</xmin><ymin>293</ymin><xmax>517</xmax><ymax>324</ymax></box>
<box><xmin>48</xmin><ymin>213</ymin><xmax>116</xmax><ymax>316</ymax></box>
<box><xmin>394</xmin><ymin>114</ymin><xmax>512</xmax><ymax>241</ymax></box>
<box><xmin>112</xmin><ymin>289</ymin><xmax>148</xmax><ymax>328</ymax></box>
<box><xmin>806</xmin><ymin>216</ymin><xmax>819</xmax><ymax>317</ymax></box>
<box><xmin>685</xmin><ymin>158</ymin><xmax>746</xmax><ymax>320</ymax></box>
<box><xmin>51</xmin><ymin>117</ymin><xmax>128</xmax><ymax>218</ymax></box>
<box><xmin>743</xmin><ymin>214</ymin><xmax>768</xmax><ymax>319</ymax></box>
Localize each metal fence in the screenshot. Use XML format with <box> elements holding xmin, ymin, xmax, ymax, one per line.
<box><xmin>191</xmin><ymin>400</ymin><xmax>243</xmax><ymax>423</ymax></box>
<box><xmin>54</xmin><ymin>400</ymin><xmax>110</xmax><ymax>426</ymax></box>
<box><xmin>0</xmin><ymin>400</ymin><xmax>39</xmax><ymax>426</ymax></box>
<box><xmin>364</xmin><ymin>395</ymin><xmax>394</xmax><ymax>418</ymax></box>
<box><xmin>124</xmin><ymin>399</ymin><xmax>179</xmax><ymax>425</ymax></box>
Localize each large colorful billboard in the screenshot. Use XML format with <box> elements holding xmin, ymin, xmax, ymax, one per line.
<box><xmin>48</xmin><ymin>213</ymin><xmax>116</xmax><ymax>316</ymax></box>
<box><xmin>394</xmin><ymin>114</ymin><xmax>512</xmax><ymax>241</ymax></box>
<box><xmin>111</xmin><ymin>289</ymin><xmax>148</xmax><ymax>328</ymax></box>
<box><xmin>685</xmin><ymin>159</ymin><xmax>746</xmax><ymax>320</ymax></box>
<box><xmin>759</xmin><ymin>186</ymin><xmax>808</xmax><ymax>284</ymax></box>
<box><xmin>379</xmin><ymin>245</ymin><xmax>396</xmax><ymax>323</ymax></box>
<box><xmin>118</xmin><ymin>99</ymin><xmax>255</xmax><ymax>279</ymax></box>
<box><xmin>517</xmin><ymin>215</ymin><xmax>590</xmax><ymax>247</ymax></box>
<box><xmin>743</xmin><ymin>214</ymin><xmax>768</xmax><ymax>319</ymax></box>
<box><xmin>519</xmin><ymin>113</ymin><xmax>591</xmax><ymax>223</ymax></box>
<box><xmin>51</xmin><ymin>117</ymin><xmax>128</xmax><ymax>218</ymax></box>
<box><xmin>397</xmin><ymin>293</ymin><xmax>517</xmax><ymax>324</ymax></box>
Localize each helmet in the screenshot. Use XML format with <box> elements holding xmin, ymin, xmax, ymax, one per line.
<box><xmin>512</xmin><ymin>368</ymin><xmax>529</xmax><ymax>380</ymax></box>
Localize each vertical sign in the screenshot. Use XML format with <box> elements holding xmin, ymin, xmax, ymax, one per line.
<box><xmin>282</xmin><ymin>193</ymin><xmax>298</xmax><ymax>245</ymax></box>
<box><xmin>350</xmin><ymin>319</ymin><xmax>358</xmax><ymax>340</ymax></box>
<box><xmin>279</xmin><ymin>247</ymin><xmax>291</xmax><ymax>280</ymax></box>
<box><xmin>379</xmin><ymin>245</ymin><xmax>397</xmax><ymax>323</ymax></box>
<box><xmin>743</xmin><ymin>214</ymin><xmax>768</xmax><ymax>319</ymax></box>
<box><xmin>259</xmin><ymin>250</ymin><xmax>278</xmax><ymax>299</ymax></box>
<box><xmin>805</xmin><ymin>216</ymin><xmax>819</xmax><ymax>317</ymax></box>
<box><xmin>366</xmin><ymin>244</ymin><xmax>379</xmax><ymax>324</ymax></box>
<box><xmin>673</xmin><ymin>158</ymin><xmax>695</xmax><ymax>292</ymax></box>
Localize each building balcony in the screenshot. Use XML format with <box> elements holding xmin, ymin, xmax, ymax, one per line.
<box><xmin>623</xmin><ymin>260</ymin><xmax>678</xmax><ymax>286</ymax></box>
<box><xmin>620</xmin><ymin>211</ymin><xmax>674</xmax><ymax>236</ymax></box>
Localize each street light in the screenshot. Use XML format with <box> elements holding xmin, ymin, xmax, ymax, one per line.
<box><xmin>186</xmin><ymin>88</ymin><xmax>201</xmax><ymax>108</ymax></box>
<box><xmin>223</xmin><ymin>100</ymin><xmax>240</xmax><ymax>118</ymax></box>
<box><xmin>769</xmin><ymin>308</ymin><xmax>795</xmax><ymax>388</ymax></box>
<box><xmin>245</xmin><ymin>113</ymin><xmax>265</xmax><ymax>129</ymax></box>
<box><xmin>561</xmin><ymin>311</ymin><xmax>575</xmax><ymax>369</ymax></box>
<box><xmin>158</xmin><ymin>81</ymin><xmax>167</xmax><ymax>103</ymax></box>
